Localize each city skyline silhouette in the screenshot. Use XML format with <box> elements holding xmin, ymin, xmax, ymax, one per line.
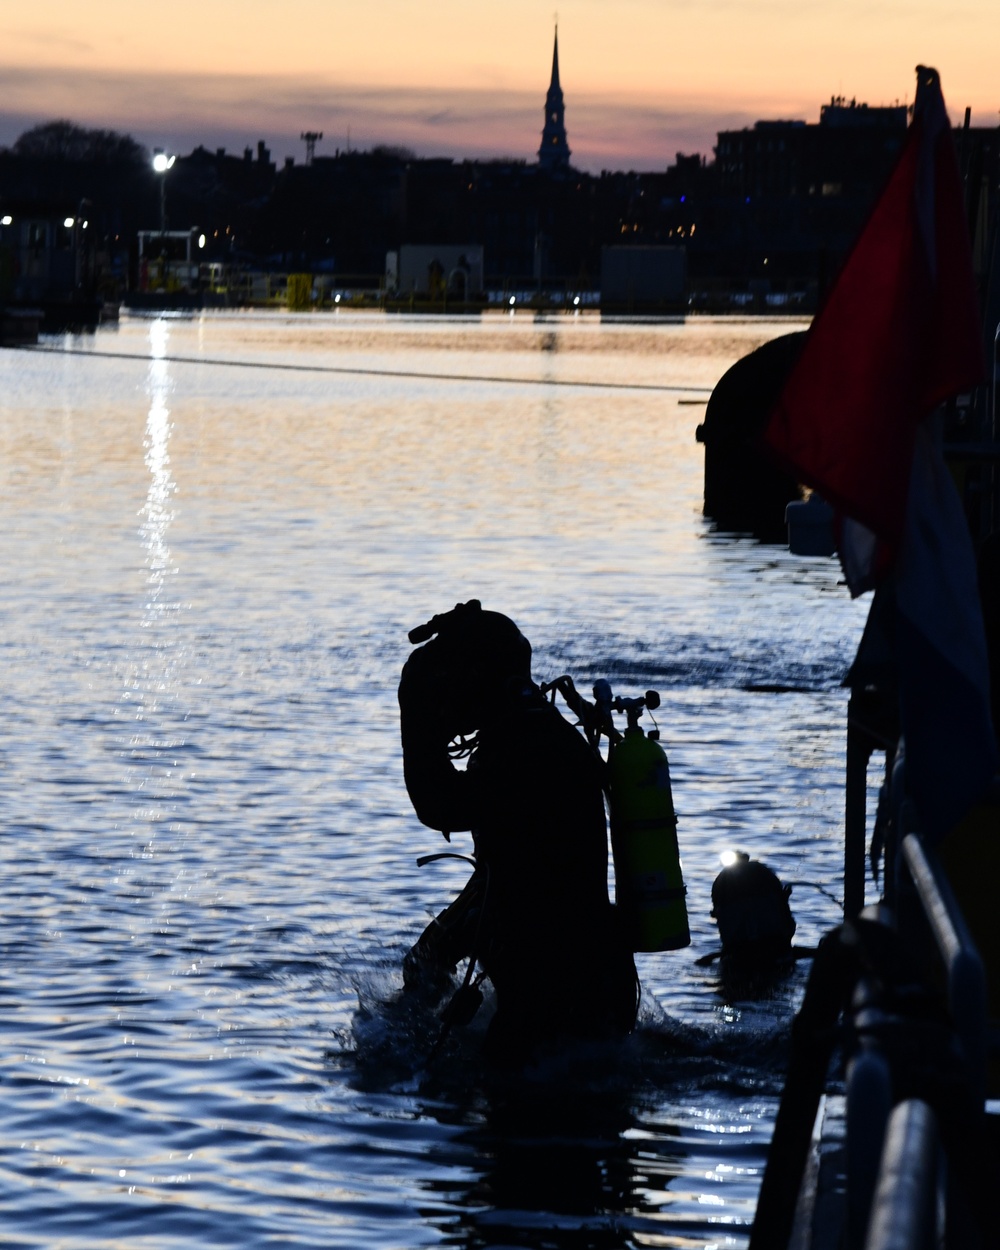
<box><xmin>1</xmin><ymin>1</ymin><xmax>996</xmax><ymax>173</ymax></box>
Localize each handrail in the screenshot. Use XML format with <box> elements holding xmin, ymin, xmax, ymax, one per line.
<box><xmin>899</xmin><ymin>833</ymin><xmax>988</xmax><ymax>1106</ymax></box>
<box><xmin>863</xmin><ymin>1100</ymin><xmax>939</xmax><ymax>1250</ymax></box>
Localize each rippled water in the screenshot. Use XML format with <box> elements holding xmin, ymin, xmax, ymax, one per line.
<box><xmin>0</xmin><ymin>312</ymin><xmax>872</xmax><ymax>1248</ymax></box>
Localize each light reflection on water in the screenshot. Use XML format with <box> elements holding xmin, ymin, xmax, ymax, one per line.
<box><xmin>0</xmin><ymin>312</ymin><xmax>870</xmax><ymax>1248</ymax></box>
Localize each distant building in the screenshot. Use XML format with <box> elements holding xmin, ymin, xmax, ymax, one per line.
<box><xmin>715</xmin><ymin>98</ymin><xmax>908</xmax><ymax>201</ymax></box>
<box><xmin>709</xmin><ymin>97</ymin><xmax>912</xmax><ymax>294</ymax></box>
<box><xmin>390</xmin><ymin>244</ymin><xmax>484</xmax><ymax>298</ymax></box>
<box><xmin>538</xmin><ymin>26</ymin><xmax>571</xmax><ymax>172</ymax></box>
<box><xmin>0</xmin><ymin>205</ymin><xmax>82</xmax><ymax>302</ymax></box>
<box><xmin>601</xmin><ymin>245</ymin><xmax>686</xmax><ymax>311</ymax></box>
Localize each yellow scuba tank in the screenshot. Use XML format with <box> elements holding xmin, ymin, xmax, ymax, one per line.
<box><xmin>609</xmin><ymin>716</ymin><xmax>690</xmax><ymax>952</ymax></box>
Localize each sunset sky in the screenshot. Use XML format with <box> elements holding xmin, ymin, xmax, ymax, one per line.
<box><xmin>2</xmin><ymin>0</ymin><xmax>998</xmax><ymax>171</ymax></box>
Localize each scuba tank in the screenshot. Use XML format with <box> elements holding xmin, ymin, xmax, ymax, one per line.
<box><xmin>607</xmin><ymin>690</ymin><xmax>690</xmax><ymax>952</ymax></box>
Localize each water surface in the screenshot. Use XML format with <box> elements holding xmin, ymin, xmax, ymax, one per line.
<box><xmin>0</xmin><ymin>312</ymin><xmax>871</xmax><ymax>1248</ymax></box>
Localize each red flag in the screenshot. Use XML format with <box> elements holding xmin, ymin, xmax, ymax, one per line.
<box><xmin>765</xmin><ymin>66</ymin><xmax>984</xmax><ymax>593</ymax></box>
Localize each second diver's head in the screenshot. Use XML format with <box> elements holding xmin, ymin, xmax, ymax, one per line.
<box><xmin>710</xmin><ymin>851</ymin><xmax>796</xmax><ymax>963</ymax></box>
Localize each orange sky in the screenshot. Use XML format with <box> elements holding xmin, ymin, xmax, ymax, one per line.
<box><xmin>2</xmin><ymin>1</ymin><xmax>997</xmax><ymax>170</ymax></box>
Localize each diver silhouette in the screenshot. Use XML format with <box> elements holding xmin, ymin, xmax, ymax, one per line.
<box><xmin>708</xmin><ymin>851</ymin><xmax>797</xmax><ymax>1001</ymax></box>
<box><xmin>399</xmin><ymin>601</ymin><xmax>639</xmax><ymax>1065</ymax></box>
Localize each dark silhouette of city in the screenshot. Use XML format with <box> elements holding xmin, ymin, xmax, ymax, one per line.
<box><xmin>1</xmin><ymin>29</ymin><xmax>997</xmax><ymax>322</ymax></box>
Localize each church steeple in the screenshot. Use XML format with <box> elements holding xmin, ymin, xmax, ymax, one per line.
<box><xmin>538</xmin><ymin>24</ymin><xmax>571</xmax><ymax>171</ymax></box>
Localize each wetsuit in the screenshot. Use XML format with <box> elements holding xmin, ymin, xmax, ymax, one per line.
<box><xmin>400</xmin><ymin>676</ymin><xmax>638</xmax><ymax>1063</ymax></box>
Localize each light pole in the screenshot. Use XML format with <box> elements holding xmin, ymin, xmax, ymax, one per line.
<box><xmin>152</xmin><ymin>150</ymin><xmax>176</xmax><ymax>233</ymax></box>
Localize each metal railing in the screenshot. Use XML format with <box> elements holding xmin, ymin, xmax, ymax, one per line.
<box><xmin>863</xmin><ymin>1100</ymin><xmax>940</xmax><ymax>1250</ymax></box>
<box><xmin>897</xmin><ymin>832</ymin><xmax>988</xmax><ymax>1106</ymax></box>
<box><xmin>751</xmin><ymin>829</ymin><xmax>990</xmax><ymax>1250</ymax></box>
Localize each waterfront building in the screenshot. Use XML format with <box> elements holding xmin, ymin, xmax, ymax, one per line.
<box><xmin>715</xmin><ymin>98</ymin><xmax>908</xmax><ymax>202</ymax></box>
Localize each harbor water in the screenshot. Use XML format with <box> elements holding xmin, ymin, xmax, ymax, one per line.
<box><xmin>0</xmin><ymin>312</ymin><xmax>872</xmax><ymax>1248</ymax></box>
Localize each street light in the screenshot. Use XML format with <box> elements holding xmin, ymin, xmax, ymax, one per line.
<box><xmin>152</xmin><ymin>150</ymin><xmax>176</xmax><ymax>232</ymax></box>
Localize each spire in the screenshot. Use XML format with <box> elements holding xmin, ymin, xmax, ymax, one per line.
<box><xmin>538</xmin><ymin>23</ymin><xmax>571</xmax><ymax>171</ymax></box>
